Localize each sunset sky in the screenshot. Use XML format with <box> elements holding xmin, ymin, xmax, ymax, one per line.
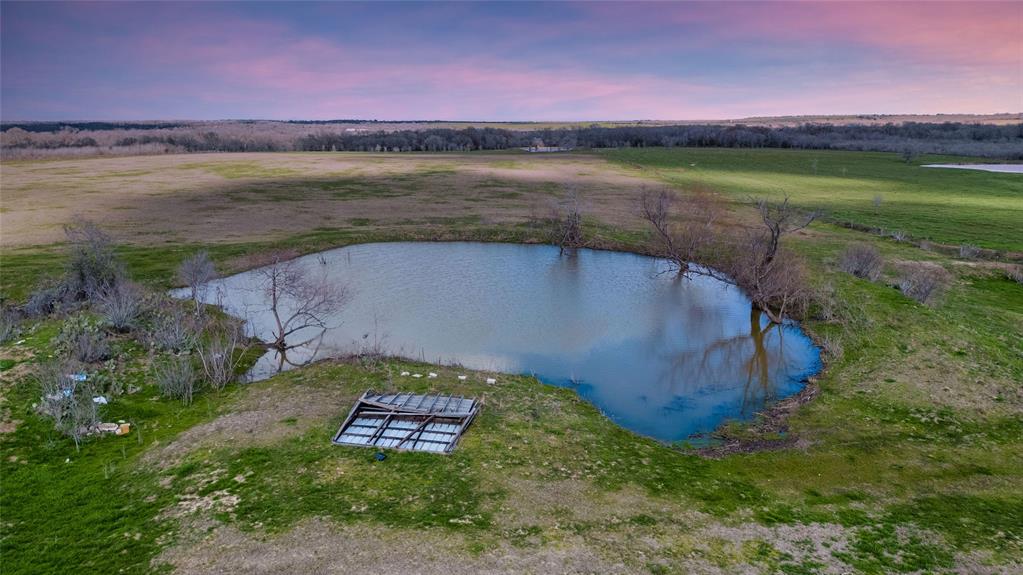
<box><xmin>2</xmin><ymin>1</ymin><xmax>1021</xmax><ymax>121</ymax></box>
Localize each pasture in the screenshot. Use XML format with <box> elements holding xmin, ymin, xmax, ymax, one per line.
<box><xmin>1</xmin><ymin>148</ymin><xmax>1021</xmax><ymax>574</ymax></box>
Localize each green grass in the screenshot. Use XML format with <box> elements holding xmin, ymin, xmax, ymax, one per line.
<box><xmin>604</xmin><ymin>148</ymin><xmax>1023</xmax><ymax>252</ymax></box>
<box><xmin>2</xmin><ymin>148</ymin><xmax>1022</xmax><ymax>573</ymax></box>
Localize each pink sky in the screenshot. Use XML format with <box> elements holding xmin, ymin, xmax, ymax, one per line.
<box><xmin>2</xmin><ymin>1</ymin><xmax>1020</xmax><ymax>120</ymax></box>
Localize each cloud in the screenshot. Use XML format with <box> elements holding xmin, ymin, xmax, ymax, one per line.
<box><xmin>1</xmin><ymin>1</ymin><xmax>1019</xmax><ymax>120</ymax></box>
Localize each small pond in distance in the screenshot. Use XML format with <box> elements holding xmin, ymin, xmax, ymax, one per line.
<box><xmin>191</xmin><ymin>242</ymin><xmax>822</xmax><ymax>442</ymax></box>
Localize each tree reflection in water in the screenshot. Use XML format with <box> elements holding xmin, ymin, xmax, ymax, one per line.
<box><xmin>655</xmin><ymin>303</ymin><xmax>788</xmax><ymax>417</ymax></box>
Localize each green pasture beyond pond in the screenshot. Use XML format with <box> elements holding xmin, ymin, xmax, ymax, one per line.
<box><xmin>1</xmin><ymin>148</ymin><xmax>1022</xmax><ymax>574</ymax></box>
<box><xmin>605</xmin><ymin>148</ymin><xmax>1023</xmax><ymax>252</ymax></box>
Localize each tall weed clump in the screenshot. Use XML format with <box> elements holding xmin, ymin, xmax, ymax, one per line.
<box><xmin>155</xmin><ymin>355</ymin><xmax>198</xmax><ymax>404</ymax></box>
<box><xmin>839</xmin><ymin>243</ymin><xmax>885</xmax><ymax>281</ymax></box>
<box><xmin>895</xmin><ymin>262</ymin><xmax>951</xmax><ymax>306</ymax></box>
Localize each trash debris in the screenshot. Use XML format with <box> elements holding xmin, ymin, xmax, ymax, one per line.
<box><xmin>92</xmin><ymin>396</ymin><xmax>108</xmax><ymax>405</ymax></box>
<box><xmin>68</xmin><ymin>373</ymin><xmax>88</xmax><ymax>382</ymax></box>
<box><xmin>486</xmin><ymin>378</ymin><xmax>497</xmax><ymax>384</ymax></box>
<box><xmin>457</xmin><ymin>375</ymin><xmax>467</xmax><ymax>381</ymax></box>
<box><xmin>400</xmin><ymin>371</ymin><xmax>410</xmax><ymax>376</ymax></box>
<box><xmin>412</xmin><ymin>373</ymin><xmax>423</xmax><ymax>378</ymax></box>
<box><xmin>116</xmin><ymin>423</ymin><xmax>131</xmax><ymax>436</ymax></box>
<box><xmin>15</xmin><ymin>340</ymin><xmax>25</xmax><ymax>345</ymax></box>
<box><xmin>374</xmin><ymin>452</ymin><xmax>387</xmax><ymax>461</ymax></box>
<box><xmin>96</xmin><ymin>422</ymin><xmax>120</xmax><ymax>433</ymax></box>
<box><xmin>427</xmin><ymin>372</ymin><xmax>438</xmax><ymax>378</ymax></box>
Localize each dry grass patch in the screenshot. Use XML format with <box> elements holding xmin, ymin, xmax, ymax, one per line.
<box><xmin>156</xmin><ymin>517</ymin><xmax>631</xmax><ymax>575</ymax></box>
<box><xmin>142</xmin><ymin>374</ymin><xmax>353</xmax><ymax>469</ymax></box>
<box><xmin>0</xmin><ymin>152</ymin><xmax>667</xmax><ymax>248</ymax></box>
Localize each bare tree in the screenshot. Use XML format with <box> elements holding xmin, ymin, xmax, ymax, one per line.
<box><xmin>638</xmin><ymin>193</ymin><xmax>817</xmax><ymax>324</ymax></box>
<box><xmin>257</xmin><ymin>254</ymin><xmax>349</xmax><ymax>352</ymax></box>
<box><xmin>726</xmin><ymin>236</ymin><xmax>812</xmax><ymax>324</ymax></box>
<box><xmin>640</xmin><ymin>188</ymin><xmax>722</xmax><ymax>278</ymax></box>
<box><xmin>62</xmin><ymin>218</ymin><xmax>123</xmax><ymax>303</ymax></box>
<box><xmin>177</xmin><ymin>250</ymin><xmax>216</xmax><ymax>315</ymax></box>
<box><xmin>720</xmin><ymin>197</ymin><xmax>819</xmax><ymax>323</ymax></box>
<box><xmin>754</xmin><ymin>197</ymin><xmax>819</xmax><ymax>265</ymax></box>
<box><xmin>550</xmin><ymin>188</ymin><xmax>584</xmax><ymax>254</ymax></box>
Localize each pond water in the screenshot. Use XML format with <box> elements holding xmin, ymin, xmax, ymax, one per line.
<box><xmin>922</xmin><ymin>164</ymin><xmax>1023</xmax><ymax>174</ymax></box>
<box><xmin>189</xmin><ymin>242</ymin><xmax>822</xmax><ymax>442</ymax></box>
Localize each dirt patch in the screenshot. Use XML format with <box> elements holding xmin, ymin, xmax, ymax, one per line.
<box><xmin>490</xmin><ymin>476</ymin><xmax>685</xmax><ymax>529</ymax></box>
<box><xmin>142</xmin><ymin>379</ymin><xmax>352</xmax><ymax>468</ymax></box>
<box><xmin>156</xmin><ymin>517</ymin><xmax>630</xmax><ymax>575</ymax></box>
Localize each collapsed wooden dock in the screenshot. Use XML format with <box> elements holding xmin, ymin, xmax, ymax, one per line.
<box><xmin>332</xmin><ymin>390</ymin><xmax>481</xmax><ymax>453</ymax></box>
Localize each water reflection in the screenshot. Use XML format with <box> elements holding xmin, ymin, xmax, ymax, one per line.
<box><xmin>188</xmin><ymin>242</ymin><xmax>821</xmax><ymax>441</ymax></box>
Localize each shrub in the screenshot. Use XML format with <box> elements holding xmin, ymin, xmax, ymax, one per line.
<box><xmin>895</xmin><ymin>262</ymin><xmax>951</xmax><ymax>306</ymax></box>
<box><xmin>55</xmin><ymin>316</ymin><xmax>110</xmax><ymax>363</ymax></box>
<box><xmin>1007</xmin><ymin>266</ymin><xmax>1023</xmax><ymax>285</ymax></box>
<box><xmin>62</xmin><ymin>218</ymin><xmax>124</xmax><ymax>304</ymax></box>
<box><xmin>839</xmin><ymin>243</ymin><xmax>884</xmax><ymax>281</ymax></box>
<box><xmin>196</xmin><ymin>322</ymin><xmax>248</xmax><ymax>391</ymax></box>
<box><xmin>0</xmin><ymin>305</ymin><xmax>22</xmax><ymax>344</ymax></box>
<box><xmin>97</xmin><ymin>281</ymin><xmax>145</xmax><ymax>332</ymax></box>
<box><xmin>155</xmin><ymin>355</ymin><xmax>198</xmax><ymax>404</ymax></box>
<box><xmin>24</xmin><ymin>280</ymin><xmax>66</xmax><ymax>317</ymax></box>
<box><xmin>958</xmin><ymin>244</ymin><xmax>981</xmax><ymax>259</ymax></box>
<box><xmin>147</xmin><ymin>302</ymin><xmax>199</xmax><ymax>352</ymax></box>
<box><xmin>36</xmin><ymin>360</ymin><xmax>100</xmax><ymax>449</ymax></box>
<box><xmin>177</xmin><ymin>250</ymin><xmax>217</xmax><ymax>315</ymax></box>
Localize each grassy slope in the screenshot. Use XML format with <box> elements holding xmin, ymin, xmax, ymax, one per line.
<box><xmin>2</xmin><ymin>148</ymin><xmax>1022</xmax><ymax>574</ymax></box>
<box><xmin>605</xmin><ymin>148</ymin><xmax>1023</xmax><ymax>252</ymax></box>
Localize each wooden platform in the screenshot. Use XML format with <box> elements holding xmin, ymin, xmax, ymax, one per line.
<box><xmin>332</xmin><ymin>390</ymin><xmax>481</xmax><ymax>453</ymax></box>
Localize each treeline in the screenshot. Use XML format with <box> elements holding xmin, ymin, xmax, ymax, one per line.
<box><xmin>0</xmin><ymin>121</ymin><xmax>188</xmax><ymax>133</ymax></box>
<box><xmin>295</xmin><ymin>122</ymin><xmax>1023</xmax><ymax>157</ymax></box>
<box><xmin>2</xmin><ymin>121</ymin><xmax>1021</xmax><ymax>159</ymax></box>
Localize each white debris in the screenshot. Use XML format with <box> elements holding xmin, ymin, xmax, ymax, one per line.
<box><xmin>400</xmin><ymin>371</ymin><xmax>410</xmax><ymax>376</ymax></box>
<box><xmin>457</xmin><ymin>375</ymin><xmax>467</xmax><ymax>381</ymax></box>
<box><xmin>486</xmin><ymin>378</ymin><xmax>497</xmax><ymax>384</ymax></box>
<box><xmin>15</xmin><ymin>340</ymin><xmax>25</xmax><ymax>345</ymax></box>
<box><xmin>427</xmin><ymin>372</ymin><xmax>438</xmax><ymax>378</ymax></box>
<box><xmin>412</xmin><ymin>373</ymin><xmax>423</xmax><ymax>378</ymax></box>
<box><xmin>92</xmin><ymin>396</ymin><xmax>108</xmax><ymax>405</ymax></box>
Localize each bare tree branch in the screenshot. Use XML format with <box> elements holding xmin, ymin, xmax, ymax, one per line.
<box><xmin>256</xmin><ymin>254</ymin><xmax>350</xmax><ymax>352</ymax></box>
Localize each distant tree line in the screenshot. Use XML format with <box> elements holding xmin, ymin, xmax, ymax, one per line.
<box><xmin>3</xmin><ymin>121</ymin><xmax>1021</xmax><ymax>159</ymax></box>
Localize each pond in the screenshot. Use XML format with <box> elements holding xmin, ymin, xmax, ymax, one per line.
<box><xmin>188</xmin><ymin>242</ymin><xmax>822</xmax><ymax>442</ymax></box>
<box><xmin>922</xmin><ymin>163</ymin><xmax>1023</xmax><ymax>174</ymax></box>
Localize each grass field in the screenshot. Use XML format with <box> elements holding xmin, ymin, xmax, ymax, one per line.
<box><xmin>606</xmin><ymin>148</ymin><xmax>1023</xmax><ymax>252</ymax></box>
<box><xmin>2</xmin><ymin>148</ymin><xmax>1021</xmax><ymax>574</ymax></box>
